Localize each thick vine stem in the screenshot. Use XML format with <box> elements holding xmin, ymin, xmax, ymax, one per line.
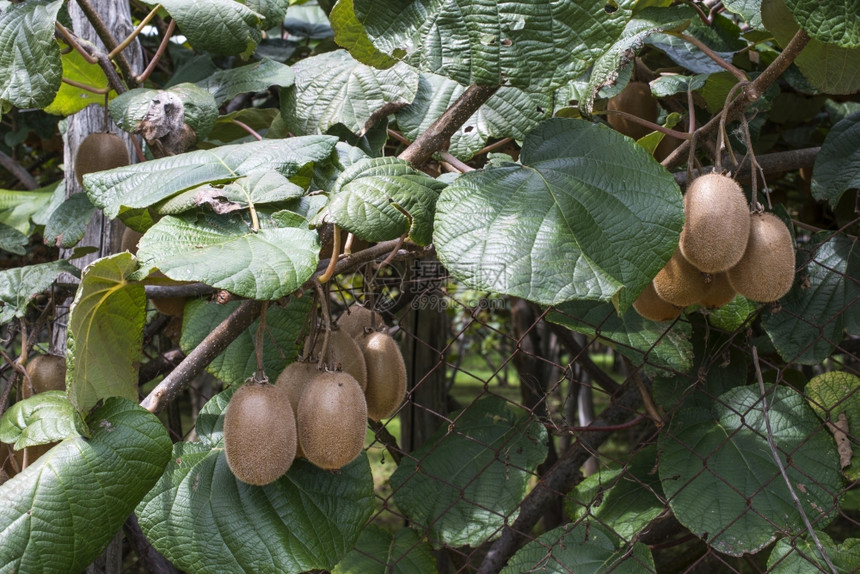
<box><xmin>477</xmin><ymin>379</ymin><xmax>645</xmax><ymax>574</ymax></box>
<box><xmin>398</xmin><ymin>84</ymin><xmax>499</xmax><ymax>167</ymax></box>
<box><xmin>672</xmin><ymin>146</ymin><xmax>820</xmax><ymax>187</ymax></box>
<box><xmin>76</xmin><ymin>0</ymin><xmax>139</xmax><ymax>88</ymax></box>
<box><xmin>663</xmin><ymin>28</ymin><xmax>811</xmax><ymax>170</ymax></box>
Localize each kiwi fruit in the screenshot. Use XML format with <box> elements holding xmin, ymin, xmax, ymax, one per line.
<box><xmin>24</xmin><ymin>353</ymin><xmax>66</xmax><ymax>397</ymax></box>
<box><xmin>727</xmin><ymin>212</ymin><xmax>795</xmax><ymax>302</ymax></box>
<box><xmin>223</xmin><ymin>382</ymin><xmax>297</xmax><ymax>485</ymax></box>
<box><xmin>653</xmin><ymin>248</ymin><xmax>709</xmax><ymax>307</ymax></box>
<box><xmin>297</xmin><ymin>371</ymin><xmax>367</xmax><ymax>470</ymax></box>
<box><xmin>633</xmin><ymin>281</ymin><xmax>682</xmax><ymax>322</ymax></box>
<box><xmin>699</xmin><ymin>272</ymin><xmax>737</xmax><ymax>308</ymax></box>
<box><xmin>313</xmin><ymin>329</ymin><xmax>367</xmax><ymax>391</ymax></box>
<box><xmin>679</xmin><ymin>173</ymin><xmax>751</xmax><ymax>273</ymax></box>
<box><xmin>338</xmin><ymin>305</ymin><xmax>383</xmax><ymax>339</ymax></box>
<box><xmin>607</xmin><ymin>81</ymin><xmax>658</xmax><ymax>141</ymax></box>
<box><xmin>275</xmin><ymin>360</ymin><xmax>320</xmax><ymax>415</ymax></box>
<box><xmin>75</xmin><ymin>132</ymin><xmax>129</xmax><ymax>186</ymax></box>
<box><xmin>120</xmin><ymin>227</ymin><xmax>144</xmax><ymax>254</ymax></box>
<box><xmin>355</xmin><ymin>331</ymin><xmax>407</xmax><ymax>421</ymax></box>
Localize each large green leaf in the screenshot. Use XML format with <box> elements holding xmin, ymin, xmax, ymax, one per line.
<box><xmin>763</xmin><ymin>234</ymin><xmax>860</xmax><ymax>365</ymax></box>
<box><xmin>180</xmin><ymin>297</ymin><xmax>310</xmax><ymax>387</ymax></box>
<box><xmin>390</xmin><ymin>396</ymin><xmax>547</xmax><ymax>547</ymax></box>
<box><xmin>67</xmin><ymin>253</ymin><xmax>146</xmax><ymax>413</ymax></box>
<box><xmin>767</xmin><ymin>532</ymin><xmax>860</xmax><ymax>572</ymax></box>
<box><xmin>282</xmin><ymin>50</ymin><xmax>419</xmax><ymax>136</ymax></box>
<box><xmin>0</xmin><ymin>392</ymin><xmax>86</xmax><ymax>450</ymax></box>
<box><xmin>42</xmin><ymin>193</ymin><xmax>96</xmax><ymax>248</ymax></box>
<box><xmin>195</xmin><ymin>58</ymin><xmax>295</xmax><ymax>106</ymax></box>
<box><xmin>136</xmin><ymin>212</ymin><xmax>319</xmax><ymax>300</ymax></box>
<box><xmin>0</xmin><ymin>398</ymin><xmax>171</xmax><ymax>573</ymax></box>
<box><xmin>549</xmin><ymin>300</ymin><xmax>693</xmax><ymax>373</ymax></box>
<box><xmin>784</xmin><ymin>0</ymin><xmax>860</xmax><ymax>48</ymax></box>
<box><xmin>0</xmin><ymin>260</ymin><xmax>79</xmax><ymax>324</ymax></box>
<box><xmin>395</xmin><ymin>73</ymin><xmax>552</xmax><ymax>160</ymax></box>
<box><xmin>500</xmin><ymin>522</ymin><xmax>655</xmax><ymax>574</ymax></box>
<box><xmin>806</xmin><ymin>371</ymin><xmax>860</xmax><ymax>481</ymax></box>
<box><xmin>109</xmin><ymin>83</ymin><xmax>218</xmax><ymax>141</ymax></box>
<box><xmin>314</xmin><ymin>157</ymin><xmax>445</xmax><ymax>245</ymax></box>
<box><xmin>722</xmin><ymin>0</ymin><xmax>764</xmax><ymax>29</ymax></box>
<box><xmin>330</xmin><ymin>0</ymin><xmax>400</xmax><ymax>69</ymax></box>
<box><xmin>136</xmin><ymin>389</ymin><xmax>375</xmax><ymax>574</ymax></box>
<box><xmin>434</xmin><ymin>118</ymin><xmax>683</xmax><ymax>310</ymax></box>
<box><xmin>351</xmin><ymin>0</ymin><xmax>633</xmax><ymax>92</ymax></box>
<box><xmin>811</xmin><ymin>111</ymin><xmax>860</xmax><ymax>207</ymax></box>
<box><xmin>762</xmin><ymin>0</ymin><xmax>860</xmax><ymax>94</ymax></box>
<box><xmin>333</xmin><ymin>524</ymin><xmax>437</xmax><ymax>574</ymax></box>
<box><xmin>44</xmin><ymin>46</ymin><xmax>113</xmax><ymax>116</ymax></box>
<box><xmin>0</xmin><ymin>223</ymin><xmax>27</xmax><ymax>255</ymax></box>
<box><xmin>85</xmin><ymin>136</ymin><xmax>338</xmax><ymax>218</ymax></box>
<box><xmin>0</xmin><ymin>0</ymin><xmax>63</xmax><ymax>110</ymax></box>
<box><xmin>0</xmin><ymin>183</ymin><xmax>58</xmax><ymax>234</ymax></box>
<box><xmin>659</xmin><ymin>385</ymin><xmax>843</xmax><ymax>557</ymax></box>
<box><xmin>146</xmin><ymin>0</ymin><xmax>262</xmax><ymax>56</ymax></box>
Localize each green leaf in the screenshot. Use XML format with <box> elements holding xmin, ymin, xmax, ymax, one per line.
<box><xmin>390</xmin><ymin>396</ymin><xmax>547</xmax><ymax>547</ymax></box>
<box><xmin>203</xmin><ymin>108</ymin><xmax>280</xmax><ymax>147</ymax></box>
<box><xmin>246</xmin><ymin>0</ymin><xmax>290</xmax><ymax>29</ymax></box>
<box><xmin>314</xmin><ymin>157</ymin><xmax>445</xmax><ymax>245</ymax></box>
<box><xmin>85</xmin><ymin>136</ymin><xmax>338</xmax><ymax>218</ymax></box>
<box><xmin>396</xmin><ymin>73</ymin><xmax>552</xmax><ymax>161</ymax></box>
<box><xmin>0</xmin><ymin>183</ymin><xmax>57</xmax><ymax>234</ymax></box>
<box><xmin>763</xmin><ymin>234</ymin><xmax>860</xmax><ymax>365</ymax></box>
<box><xmin>501</xmin><ymin>522</ymin><xmax>655</xmax><ymax>574</ymax></box>
<box><xmin>784</xmin><ymin>0</ymin><xmax>860</xmax><ymax>48</ymax></box>
<box><xmin>147</xmin><ymin>0</ymin><xmax>262</xmax><ymax>56</ymax></box>
<box><xmin>0</xmin><ymin>0</ymin><xmax>63</xmax><ymax>110</ymax></box>
<box><xmin>136</xmin><ymin>390</ymin><xmax>375</xmax><ymax>574</ymax></box>
<box><xmin>706</xmin><ymin>295</ymin><xmax>755</xmax><ymax>331</ymax></box>
<box><xmin>67</xmin><ymin>253</ymin><xmax>146</xmax><ymax>413</ymax></box>
<box><xmin>650</xmin><ymin>73</ymin><xmax>709</xmax><ymax>97</ymax></box>
<box><xmin>767</xmin><ymin>532</ymin><xmax>860</xmax><ymax>573</ymax></box>
<box><xmin>0</xmin><ymin>392</ymin><xmax>87</xmax><ymax>450</ymax></box>
<box><xmin>330</xmin><ymin>0</ymin><xmax>400</xmax><ymax>69</ymax></box>
<box><xmin>136</xmin><ymin>212</ymin><xmax>319</xmax><ymax>300</ymax></box>
<box><xmin>811</xmin><ymin>111</ymin><xmax>860</xmax><ymax>207</ymax></box>
<box><xmin>806</xmin><ymin>371</ymin><xmax>860</xmax><ymax>481</ymax></box>
<box><xmin>0</xmin><ymin>260</ymin><xmax>79</xmax><ymax>324</ymax></box>
<box><xmin>351</xmin><ymin>0</ymin><xmax>633</xmax><ymax>92</ymax></box>
<box><xmin>0</xmin><ymin>223</ymin><xmax>27</xmax><ymax>255</ymax></box>
<box><xmin>180</xmin><ymin>296</ymin><xmax>311</xmax><ymax>387</ymax></box>
<box><xmin>564</xmin><ymin>445</ymin><xmax>664</xmax><ymax>542</ymax></box>
<box><xmin>549</xmin><ymin>300</ymin><xmax>693</xmax><ymax>373</ymax></box>
<box><xmin>42</xmin><ymin>193</ymin><xmax>96</xmax><ymax>248</ymax></box>
<box><xmin>722</xmin><ymin>0</ymin><xmax>764</xmax><ymax>29</ymax></box>
<box><xmin>333</xmin><ymin>524</ymin><xmax>437</xmax><ymax>574</ymax></box>
<box><xmin>434</xmin><ymin>118</ymin><xmax>684</xmax><ymax>310</ymax></box>
<box><xmin>195</xmin><ymin>58</ymin><xmax>295</xmax><ymax>106</ymax></box>
<box><xmin>0</xmin><ymin>398</ymin><xmax>171</xmax><ymax>573</ymax></box>
<box><xmin>161</xmin><ymin>170</ymin><xmax>304</xmax><ymax>215</ymax></box>
<box><xmin>44</xmin><ymin>46</ymin><xmax>113</xmax><ymax>116</ymax></box>
<box><xmin>659</xmin><ymin>385</ymin><xmax>843</xmax><ymax>557</ymax></box>
<box><xmin>282</xmin><ymin>50</ymin><xmax>419</xmax><ymax>136</ymax></box>
<box><xmin>762</xmin><ymin>0</ymin><xmax>860</xmax><ymax>95</ymax></box>
<box><xmin>109</xmin><ymin>82</ymin><xmax>218</xmax><ymax>141</ymax></box>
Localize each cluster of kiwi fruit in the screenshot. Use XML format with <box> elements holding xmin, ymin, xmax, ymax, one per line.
<box><xmin>222</xmin><ymin>305</ymin><xmax>407</xmax><ymax>485</ymax></box>
<box><xmin>634</xmin><ymin>172</ymin><xmax>796</xmax><ymax>322</ymax></box>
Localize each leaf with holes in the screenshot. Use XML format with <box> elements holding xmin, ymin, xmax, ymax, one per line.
<box><xmin>659</xmin><ymin>385</ymin><xmax>843</xmax><ymax>557</ymax></box>
<box><xmin>434</xmin><ymin>118</ymin><xmax>683</xmax><ymax>311</ymax></box>
<box><xmin>390</xmin><ymin>396</ymin><xmax>547</xmax><ymax>547</ymax></box>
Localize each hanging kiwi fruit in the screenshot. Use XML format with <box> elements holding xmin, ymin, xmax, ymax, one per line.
<box><xmin>607</xmin><ymin>81</ymin><xmax>659</xmax><ymax>141</ymax></box>
<box><xmin>296</xmin><ymin>371</ymin><xmax>367</xmax><ymax>470</ymax></box>
<box><xmin>699</xmin><ymin>272</ymin><xmax>737</xmax><ymax>308</ymax></box>
<box><xmin>312</xmin><ymin>329</ymin><xmax>368</xmax><ymax>391</ymax></box>
<box><xmin>355</xmin><ymin>331</ymin><xmax>407</xmax><ymax>421</ymax></box>
<box><xmin>24</xmin><ymin>353</ymin><xmax>66</xmax><ymax>397</ymax></box>
<box><xmin>633</xmin><ymin>281</ymin><xmax>682</xmax><ymax>322</ymax></box>
<box><xmin>223</xmin><ymin>382</ymin><xmax>297</xmax><ymax>485</ymax></box>
<box><xmin>727</xmin><ymin>212</ymin><xmax>796</xmax><ymax>302</ymax></box>
<box><xmin>74</xmin><ymin>132</ymin><xmax>129</xmax><ymax>186</ymax></box>
<box><xmin>653</xmin><ymin>248</ymin><xmax>709</xmax><ymax>308</ymax></box>
<box><xmin>337</xmin><ymin>305</ymin><xmax>384</xmax><ymax>339</ymax></box>
<box><xmin>120</xmin><ymin>226</ymin><xmax>186</xmax><ymax>317</ymax></box>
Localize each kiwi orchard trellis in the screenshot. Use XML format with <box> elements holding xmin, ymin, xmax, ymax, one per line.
<box><xmin>0</xmin><ymin>1</ymin><xmax>858</xmax><ymax>574</ymax></box>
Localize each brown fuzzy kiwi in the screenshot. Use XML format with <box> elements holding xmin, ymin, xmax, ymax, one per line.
<box><xmin>727</xmin><ymin>213</ymin><xmax>795</xmax><ymax>302</ymax></box>
<box><xmin>120</xmin><ymin>227</ymin><xmax>144</xmax><ymax>255</ymax></box>
<box><xmin>74</xmin><ymin>133</ymin><xmax>129</xmax><ymax>186</ymax></box>
<box><xmin>679</xmin><ymin>173</ymin><xmax>751</xmax><ymax>273</ymax></box>
<box><xmin>275</xmin><ymin>360</ymin><xmax>320</xmax><ymax>415</ymax></box>
<box><xmin>633</xmin><ymin>281</ymin><xmax>683</xmax><ymax>322</ymax></box>
<box><xmin>355</xmin><ymin>331</ymin><xmax>407</xmax><ymax>421</ymax></box>
<box><xmin>607</xmin><ymin>81</ymin><xmax>659</xmax><ymax>141</ymax></box>
<box><xmin>297</xmin><ymin>371</ymin><xmax>367</xmax><ymax>470</ymax></box>
<box><xmin>223</xmin><ymin>383</ymin><xmax>297</xmax><ymax>485</ymax></box>
<box><xmin>24</xmin><ymin>353</ymin><xmax>66</xmax><ymax>397</ymax></box>
<box><xmin>313</xmin><ymin>329</ymin><xmax>368</xmax><ymax>391</ymax></box>
<box><xmin>338</xmin><ymin>305</ymin><xmax>384</xmax><ymax>339</ymax></box>
<box><xmin>699</xmin><ymin>272</ymin><xmax>737</xmax><ymax>308</ymax></box>
<box><xmin>653</xmin><ymin>248</ymin><xmax>709</xmax><ymax>307</ymax></box>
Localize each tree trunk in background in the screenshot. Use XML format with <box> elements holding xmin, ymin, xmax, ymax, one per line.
<box><xmin>51</xmin><ymin>3</ymin><xmax>145</xmax><ymax>573</ymax></box>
